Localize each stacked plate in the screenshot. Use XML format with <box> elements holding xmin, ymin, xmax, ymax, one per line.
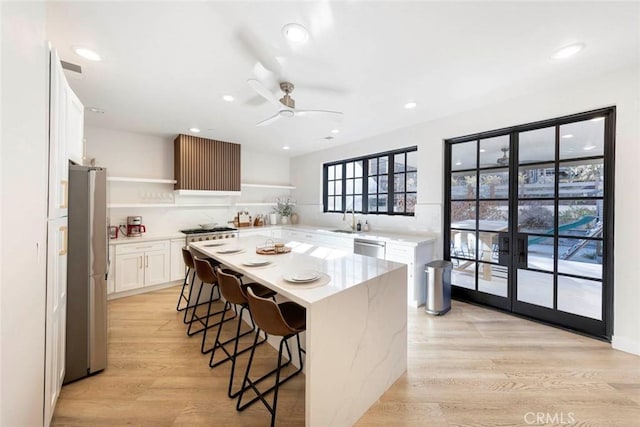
<box><xmin>283</xmin><ymin>270</ymin><xmax>321</xmax><ymax>283</ymax></box>
<box><xmin>216</xmin><ymin>247</ymin><xmax>245</xmax><ymax>255</ymax></box>
<box><xmin>242</xmin><ymin>258</ymin><xmax>271</xmax><ymax>267</ymax></box>
<box><xmin>204</xmin><ymin>242</ymin><xmax>226</xmax><ymax>247</ymax></box>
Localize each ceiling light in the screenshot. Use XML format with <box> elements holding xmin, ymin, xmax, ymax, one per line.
<box><xmin>455</xmin><ymin>161</ymin><xmax>462</xmax><ymax>166</ymax></box>
<box><xmin>189</xmin><ymin>127</ymin><xmax>200</xmax><ymax>133</ymax></box>
<box><xmin>590</xmin><ymin>116</ymin><xmax>605</xmax><ymax>122</ymax></box>
<box><xmin>331</xmin><ymin>129</ymin><xmax>340</xmax><ymax>134</ymax></box>
<box><xmin>86</xmin><ymin>107</ymin><xmax>104</xmax><ymax>114</ymax></box>
<box><xmin>552</xmin><ymin>43</ymin><xmax>584</xmax><ymax>60</ymax></box>
<box><xmin>479</xmin><ymin>149</ymin><xmax>486</xmax><ymax>153</ymax></box>
<box><xmin>583</xmin><ymin>145</ymin><xmax>596</xmax><ymax>151</ymax></box>
<box><xmin>561</xmin><ymin>134</ymin><xmax>574</xmax><ymax>139</ymax></box>
<box><xmin>404</xmin><ymin>102</ymin><xmax>417</xmax><ymax>109</ymax></box>
<box><xmin>222</xmin><ymin>95</ymin><xmax>234</xmax><ymax>102</ymax></box>
<box><xmin>282</xmin><ymin>23</ymin><xmax>309</xmax><ymax>43</ymax></box>
<box><xmin>282</xmin><ymin>146</ymin><xmax>290</xmax><ymax>150</ymax></box>
<box><xmin>72</xmin><ymin>46</ymin><xmax>102</xmax><ymax>61</ymax></box>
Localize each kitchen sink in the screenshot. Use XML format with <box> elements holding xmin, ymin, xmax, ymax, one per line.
<box><xmin>331</xmin><ymin>229</ymin><xmax>359</xmax><ymax>234</ymax></box>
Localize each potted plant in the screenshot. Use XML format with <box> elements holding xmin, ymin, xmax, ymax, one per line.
<box><xmin>273</xmin><ymin>197</ymin><xmax>295</xmax><ymax>225</ymax></box>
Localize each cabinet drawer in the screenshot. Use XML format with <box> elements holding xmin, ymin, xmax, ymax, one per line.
<box><xmin>385</xmin><ymin>244</ymin><xmax>414</xmax><ymax>260</ymax></box>
<box><xmin>116</xmin><ymin>240</ymin><xmax>169</xmax><ymax>255</ymax></box>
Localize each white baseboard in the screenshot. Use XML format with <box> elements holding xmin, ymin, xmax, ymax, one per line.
<box><xmin>108</xmin><ymin>280</ymin><xmax>181</xmax><ymax>300</ymax></box>
<box><xmin>612</xmin><ymin>335</ymin><xmax>640</xmax><ymax>356</ymax></box>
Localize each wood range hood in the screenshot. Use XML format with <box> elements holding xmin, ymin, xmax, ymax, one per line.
<box><xmin>174</xmin><ymin>134</ymin><xmax>241</xmax><ymax>195</ymax></box>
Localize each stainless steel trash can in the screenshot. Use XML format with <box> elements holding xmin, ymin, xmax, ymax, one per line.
<box><xmin>425</xmin><ymin>260</ymin><xmax>452</xmax><ymax>315</ymax></box>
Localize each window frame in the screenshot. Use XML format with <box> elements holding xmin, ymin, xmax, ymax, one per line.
<box><xmin>322</xmin><ymin>146</ymin><xmax>418</xmax><ymax>216</ymax></box>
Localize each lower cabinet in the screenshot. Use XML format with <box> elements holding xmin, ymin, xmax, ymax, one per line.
<box><xmin>386</xmin><ymin>241</ymin><xmax>434</xmax><ymax>307</ymax></box>
<box><xmin>170</xmin><ymin>238</ymin><xmax>186</xmax><ymax>282</ymax></box>
<box><xmin>114</xmin><ymin>241</ymin><xmax>170</xmax><ymax>292</ymax></box>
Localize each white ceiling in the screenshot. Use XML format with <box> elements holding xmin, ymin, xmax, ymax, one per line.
<box><xmin>46</xmin><ymin>1</ymin><xmax>639</xmax><ymax>156</ymax></box>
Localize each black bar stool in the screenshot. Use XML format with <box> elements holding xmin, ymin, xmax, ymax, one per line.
<box><xmin>237</xmin><ymin>288</ymin><xmax>306</xmax><ymax>427</ymax></box>
<box><xmin>176</xmin><ymin>247</ymin><xmax>196</xmax><ymax>317</ymax></box>
<box><xmin>210</xmin><ymin>268</ymin><xmax>277</xmax><ymax>398</ymax></box>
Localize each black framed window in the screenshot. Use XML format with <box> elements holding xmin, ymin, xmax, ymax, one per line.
<box><xmin>323</xmin><ymin>146</ymin><xmax>417</xmax><ymax>215</ymax></box>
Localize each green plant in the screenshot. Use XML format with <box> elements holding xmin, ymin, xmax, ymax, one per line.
<box><xmin>273</xmin><ymin>197</ymin><xmax>295</xmax><ymax>217</ymax></box>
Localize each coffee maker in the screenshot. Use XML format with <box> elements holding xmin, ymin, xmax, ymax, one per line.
<box><xmin>120</xmin><ymin>216</ymin><xmax>146</xmax><ymax>237</ymax></box>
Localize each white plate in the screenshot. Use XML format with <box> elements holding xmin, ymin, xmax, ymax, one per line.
<box><xmin>216</xmin><ymin>248</ymin><xmax>245</xmax><ymax>254</ymax></box>
<box><xmin>283</xmin><ymin>270</ymin><xmax>320</xmax><ymax>283</ymax></box>
<box><xmin>242</xmin><ymin>259</ymin><xmax>271</xmax><ymax>267</ymax></box>
<box><xmin>204</xmin><ymin>242</ymin><xmax>226</xmax><ymax>247</ymax></box>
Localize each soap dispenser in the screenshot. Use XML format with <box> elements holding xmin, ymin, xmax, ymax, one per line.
<box><xmin>356</xmin><ymin>220</ymin><xmax>362</xmax><ymax>232</ymax></box>
<box><xmin>363</xmin><ymin>220</ymin><xmax>369</xmax><ymax>232</ymax></box>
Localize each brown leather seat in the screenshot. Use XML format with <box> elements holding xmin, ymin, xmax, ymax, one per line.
<box><xmin>208</xmin><ymin>269</ymin><xmax>277</xmax><ymax>397</ymax></box>
<box><xmin>237</xmin><ymin>288</ymin><xmax>306</xmax><ymax>427</ymax></box>
<box><xmin>176</xmin><ymin>248</ymin><xmax>196</xmax><ymax>316</ymax></box>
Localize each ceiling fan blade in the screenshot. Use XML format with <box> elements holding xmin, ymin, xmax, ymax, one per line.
<box><xmin>295</xmin><ymin>109</ymin><xmax>344</xmax><ymax>118</ymax></box>
<box><xmin>247</xmin><ymin>79</ymin><xmax>281</xmax><ymax>107</ymax></box>
<box><xmin>236</xmin><ymin>28</ymin><xmax>282</xmax><ymax>76</ymax></box>
<box><xmin>256</xmin><ymin>112</ymin><xmax>283</xmax><ymax>127</ymax></box>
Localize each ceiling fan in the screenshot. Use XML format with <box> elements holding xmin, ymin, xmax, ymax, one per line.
<box><xmin>496</xmin><ymin>147</ymin><xmax>509</xmax><ymax>165</ymax></box>
<box><xmin>248</xmin><ymin>79</ymin><xmax>343</xmax><ymax>126</ymax></box>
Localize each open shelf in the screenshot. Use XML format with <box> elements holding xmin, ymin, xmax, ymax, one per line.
<box><xmin>241</xmin><ymin>183</ymin><xmax>296</xmax><ymax>190</ymax></box>
<box><xmin>108</xmin><ymin>176</ymin><xmax>177</xmax><ymax>184</ymax></box>
<box><xmin>108</xmin><ymin>203</ymin><xmax>230</xmax><ymax>208</ymax></box>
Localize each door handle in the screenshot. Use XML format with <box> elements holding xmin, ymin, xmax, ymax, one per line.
<box><xmin>516</xmin><ymin>234</ymin><xmax>528</xmax><ymax>269</ymax></box>
<box><xmin>497</xmin><ymin>233</ymin><xmax>510</xmax><ymax>266</ymax></box>
<box><xmin>58</xmin><ymin>226</ymin><xmax>68</xmax><ymax>256</ymax></box>
<box><xmin>60</xmin><ymin>180</ymin><xmax>68</xmax><ymax>209</ymax></box>
<box><xmin>145</xmin><ymin>255</ymin><xmax>149</xmax><ymax>268</ymax></box>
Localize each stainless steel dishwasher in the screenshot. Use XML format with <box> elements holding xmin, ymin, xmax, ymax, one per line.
<box><xmin>354</xmin><ymin>238</ymin><xmax>386</xmax><ymax>259</ymax></box>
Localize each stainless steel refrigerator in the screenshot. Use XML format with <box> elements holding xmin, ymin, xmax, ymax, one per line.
<box><xmin>64</xmin><ymin>164</ymin><xmax>108</xmax><ymax>384</ymax></box>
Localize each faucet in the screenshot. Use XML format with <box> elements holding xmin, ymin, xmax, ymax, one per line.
<box><xmin>343</xmin><ymin>208</ymin><xmax>356</xmax><ymax>230</ymax></box>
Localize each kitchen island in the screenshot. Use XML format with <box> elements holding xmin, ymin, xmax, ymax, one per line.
<box><xmin>190</xmin><ymin>235</ymin><xmax>408</xmax><ymax>427</ymax></box>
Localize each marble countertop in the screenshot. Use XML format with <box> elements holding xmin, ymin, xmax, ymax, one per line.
<box><xmin>109</xmin><ymin>232</ymin><xmax>184</xmax><ymax>245</ymax></box>
<box><xmin>189</xmin><ymin>236</ymin><xmax>406</xmax><ymax>308</ymax></box>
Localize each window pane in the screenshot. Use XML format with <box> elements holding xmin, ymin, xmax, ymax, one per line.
<box><xmin>559</xmin><ymin>159</ymin><xmax>604</xmax><ymax>198</ymax></box>
<box><xmin>328</xmin><ymin>181</ymin><xmax>335</xmax><ymax>196</ymax></box>
<box><xmin>335</xmin><ymin>165</ymin><xmax>342</xmax><ymax>179</ymax></box>
<box><xmin>518</xmin><ymin>200</ymin><xmax>554</xmax><ymax>234</ymax></box>
<box><xmin>406</xmin><ymin>172</ymin><xmax>417</xmax><ymax>192</ymax></box>
<box><xmin>354</xmin><ymin>195</ymin><xmax>362</xmax><ymax>211</ymax></box>
<box><xmin>378</xmin><ymin>195</ymin><xmax>388</xmax><ymax>211</ymax></box>
<box><xmin>346</xmin><ymin>179</ymin><xmax>354</xmax><ymax>195</ymax></box>
<box><xmin>519</xmin><ymin>126</ymin><xmax>555</xmax><ymax>164</ymax></box>
<box><xmin>368</xmin><ymin>196</ymin><xmax>378</xmax><ymax>212</ymax></box>
<box><xmin>478</xmin><ymin>232</ymin><xmax>500</xmax><ymax>263</ymax></box>
<box><xmin>367</xmin><ymin>176</ymin><xmax>378</xmax><ymax>194</ymax></box>
<box><xmin>517</xmin><ymin>269</ymin><xmax>554</xmax><ymax>308</ymax></box>
<box><xmin>406</xmin><ymin>151</ymin><xmax>417</xmax><ymax>172</ymax></box>
<box><xmin>557</xmin><ymin>276</ymin><xmax>602</xmax><ymax>320</ymax></box>
<box><xmin>558</xmin><ymin>238</ymin><xmax>603</xmax><ymax>279</ymax></box>
<box><xmin>452</xmin><ymin>261</ymin><xmax>475</xmax><ymax>290</ymax></box>
<box><xmin>452</xmin><ymin>141</ymin><xmax>477</xmax><ymax>171</ymax></box>
<box><xmin>379</xmin><ymin>175</ymin><xmax>388</xmax><ymax>193</ymax></box>
<box><xmin>394</xmin><ymin>173</ymin><xmax>405</xmax><ymax>192</ymax></box>
<box><xmin>526</xmin><ymin>236</ymin><xmax>554</xmax><ymax>273</ymax></box>
<box><xmin>335</xmin><ymin>181</ymin><xmax>342</xmax><ymax>195</ymax></box>
<box><xmin>560</xmin><ymin>119</ymin><xmax>604</xmax><ymax>160</ymax></box>
<box><xmin>354</xmin><ymin>178</ymin><xmax>362</xmax><ymax>194</ymax></box>
<box><xmin>406</xmin><ymin>193</ymin><xmax>416</xmax><ymax>213</ymax></box>
<box><xmin>479</xmin><ymin>135</ymin><xmax>509</xmax><ymax>168</ymax></box>
<box><xmin>518</xmin><ymin>163</ymin><xmax>555</xmax><ymax>198</ymax></box>
<box><xmin>379</xmin><ymin>157</ymin><xmax>388</xmax><ymax>174</ymax></box>
<box><xmin>354</xmin><ymin>160</ymin><xmax>364</xmax><ymax>178</ymax></box>
<box><xmin>328</xmin><ymin>165</ymin><xmax>335</xmax><ymax>180</ymax></box>
<box><xmin>451</xmin><ymin>231</ymin><xmax>476</xmax><ymax>259</ymax></box>
<box><xmin>451</xmin><ymin>201</ymin><xmax>476</xmax><ymax>229</ymax></box>
<box><xmin>394</xmin><ymin>153</ymin><xmax>405</xmax><ymax>172</ymax></box>
<box><xmin>346</xmin><ymin>162</ymin><xmax>354</xmax><ymax>178</ymax></box>
<box><xmin>478</xmin><ymin>201</ymin><xmax>508</xmax><ymax>229</ymax></box>
<box><xmin>478</xmin><ymin>262</ymin><xmax>508</xmax><ymax>297</ymax></box>
<box><xmin>558</xmin><ymin>200</ymin><xmax>599</xmax><ymax>236</ymax></box>
<box><xmin>393</xmin><ymin>194</ymin><xmax>405</xmax><ymax>213</ymax></box>
<box><xmin>451</xmin><ymin>171</ymin><xmax>476</xmax><ymax>200</ymax></box>
<box><xmin>345</xmin><ymin>195</ymin><xmax>353</xmax><ymax>210</ymax></box>
<box><xmin>479</xmin><ymin>169</ymin><xmax>508</xmax><ymax>199</ymax></box>
<box><xmin>335</xmin><ymin>197</ymin><xmax>342</xmax><ymax>212</ymax></box>
<box><xmin>369</xmin><ymin>158</ymin><xmax>378</xmax><ymax>175</ymax></box>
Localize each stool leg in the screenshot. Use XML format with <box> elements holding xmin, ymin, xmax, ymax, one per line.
<box><xmin>176</xmin><ymin>266</ymin><xmax>191</xmax><ymax>312</ymax></box>
<box><xmin>182</xmin><ymin>270</ymin><xmax>197</xmax><ymax>324</ymax></box>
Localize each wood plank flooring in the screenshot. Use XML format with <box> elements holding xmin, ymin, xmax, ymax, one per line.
<box><xmin>52</xmin><ymin>285</ymin><xmax>640</xmax><ymax>426</ymax></box>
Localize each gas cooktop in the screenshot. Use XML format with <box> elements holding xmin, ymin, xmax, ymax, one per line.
<box><xmin>180</xmin><ymin>227</ymin><xmax>237</xmax><ymax>234</ymax></box>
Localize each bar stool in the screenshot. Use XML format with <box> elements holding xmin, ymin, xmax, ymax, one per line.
<box><xmin>211</xmin><ymin>268</ymin><xmax>277</xmax><ymax>398</ymax></box>
<box><xmin>176</xmin><ymin>248</ymin><xmax>197</xmax><ymax>321</ymax></box>
<box><xmin>237</xmin><ymin>288</ymin><xmax>306</xmax><ymax>427</ymax></box>
<box><xmin>188</xmin><ymin>257</ymin><xmax>235</xmax><ymax>353</ymax></box>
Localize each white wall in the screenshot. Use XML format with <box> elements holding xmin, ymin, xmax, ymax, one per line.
<box><xmin>1</xmin><ymin>1</ymin><xmax>49</xmax><ymax>425</ymax></box>
<box><xmin>291</xmin><ymin>64</ymin><xmax>640</xmax><ymax>355</ymax></box>
<box><xmin>84</xmin><ymin>126</ymin><xmax>291</xmax><ymax>234</ymax></box>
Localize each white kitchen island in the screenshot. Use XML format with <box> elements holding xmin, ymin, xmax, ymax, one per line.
<box><xmin>190</xmin><ymin>235</ymin><xmax>408</xmax><ymax>427</ymax></box>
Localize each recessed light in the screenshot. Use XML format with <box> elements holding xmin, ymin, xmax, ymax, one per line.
<box><xmin>86</xmin><ymin>107</ymin><xmax>104</xmax><ymax>114</ymax></box>
<box><xmin>479</xmin><ymin>149</ymin><xmax>486</xmax><ymax>153</ymax></box>
<box><xmin>552</xmin><ymin>43</ymin><xmax>584</xmax><ymax>60</ymax></box>
<box><xmin>72</xmin><ymin>46</ymin><xmax>102</xmax><ymax>61</ymax></box>
<box><xmin>331</xmin><ymin>129</ymin><xmax>340</xmax><ymax>134</ymax></box>
<box><xmin>222</xmin><ymin>95</ymin><xmax>234</xmax><ymax>102</ymax></box>
<box><xmin>583</xmin><ymin>145</ymin><xmax>597</xmax><ymax>151</ymax></box>
<box><xmin>590</xmin><ymin>116</ymin><xmax>605</xmax><ymax>122</ymax></box>
<box><xmin>189</xmin><ymin>127</ymin><xmax>200</xmax><ymax>133</ymax></box>
<box><xmin>561</xmin><ymin>134</ymin><xmax>574</xmax><ymax>139</ymax></box>
<box><xmin>455</xmin><ymin>161</ymin><xmax>462</xmax><ymax>166</ymax></box>
<box><xmin>404</xmin><ymin>102</ymin><xmax>417</xmax><ymax>109</ymax></box>
<box><xmin>282</xmin><ymin>146</ymin><xmax>290</xmax><ymax>150</ymax></box>
<box><xmin>282</xmin><ymin>23</ymin><xmax>309</xmax><ymax>43</ymax></box>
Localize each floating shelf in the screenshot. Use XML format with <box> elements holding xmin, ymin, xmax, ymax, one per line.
<box><xmin>108</xmin><ymin>176</ymin><xmax>177</xmax><ymax>184</ymax></box>
<box><xmin>241</xmin><ymin>183</ymin><xmax>296</xmax><ymax>190</ymax></box>
<box><xmin>174</xmin><ymin>189</ymin><xmax>241</xmax><ymax>197</ymax></box>
<box><xmin>108</xmin><ymin>203</ymin><xmax>230</xmax><ymax>208</ymax></box>
<box><xmin>235</xmin><ymin>202</ymin><xmax>277</xmax><ymax>206</ymax></box>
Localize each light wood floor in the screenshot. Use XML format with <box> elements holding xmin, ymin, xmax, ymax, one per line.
<box><xmin>52</xmin><ymin>285</ymin><xmax>640</xmax><ymax>426</ymax></box>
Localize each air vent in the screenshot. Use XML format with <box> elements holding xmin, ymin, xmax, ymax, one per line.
<box><xmin>60</xmin><ymin>60</ymin><xmax>82</xmax><ymax>74</ymax></box>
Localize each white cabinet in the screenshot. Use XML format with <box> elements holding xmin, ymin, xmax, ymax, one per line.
<box><xmin>44</xmin><ymin>217</ymin><xmax>67</xmax><ymax>425</ymax></box>
<box><xmin>170</xmin><ymin>239</ymin><xmax>186</xmax><ymax>281</ymax></box>
<box><xmin>114</xmin><ymin>241</ymin><xmax>170</xmax><ymax>292</ymax></box>
<box><xmin>48</xmin><ymin>49</ymin><xmax>69</xmax><ymax>219</ymax></box>
<box><xmin>386</xmin><ymin>241</ymin><xmax>434</xmax><ymax>307</ymax></box>
<box><xmin>107</xmin><ymin>245</ymin><xmax>116</xmax><ymax>294</ymax></box>
<box><xmin>65</xmin><ymin>83</ymin><xmax>84</xmax><ymax>165</ymax></box>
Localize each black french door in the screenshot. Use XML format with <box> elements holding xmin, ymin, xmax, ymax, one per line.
<box><xmin>444</xmin><ymin>107</ymin><xmax>615</xmax><ymax>339</ymax></box>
